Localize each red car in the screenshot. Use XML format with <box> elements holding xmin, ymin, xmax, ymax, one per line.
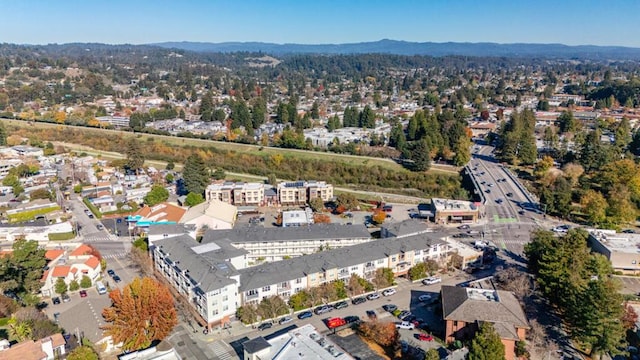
<box><xmin>79</xmin><ymin>290</ymin><xmax>87</xmax><ymax>298</ymax></box>
<box><xmin>418</xmin><ymin>334</ymin><xmax>434</xmax><ymax>341</ymax></box>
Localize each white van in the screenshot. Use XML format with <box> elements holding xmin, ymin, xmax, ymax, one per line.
<box><xmin>96</xmin><ymin>281</ymin><xmax>107</xmax><ymax>295</ymax></box>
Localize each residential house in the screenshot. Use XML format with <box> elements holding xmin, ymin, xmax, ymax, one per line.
<box><xmin>0</xmin><ymin>221</ymin><xmax>74</xmax><ymax>243</ymax></box>
<box><xmin>441</xmin><ymin>285</ymin><xmax>529</xmax><ymax>360</ymax></box>
<box><xmin>40</xmin><ymin>244</ymin><xmax>102</xmax><ymax>297</ymax></box>
<box><xmin>0</xmin><ymin>333</ymin><xmax>66</xmax><ymax>360</ymax></box>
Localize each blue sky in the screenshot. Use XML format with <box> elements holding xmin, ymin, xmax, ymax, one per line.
<box><xmin>2</xmin><ymin>0</ymin><xmax>640</xmax><ymax>47</ymax></box>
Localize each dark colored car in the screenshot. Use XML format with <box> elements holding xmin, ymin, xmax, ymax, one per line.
<box><xmin>113</xmin><ymin>275</ymin><xmax>121</xmax><ymax>283</ymax></box>
<box><xmin>344</xmin><ymin>315</ymin><xmax>360</xmax><ymax>324</ymax></box>
<box><xmin>333</xmin><ymin>301</ymin><xmax>348</xmax><ymax>310</ymax></box>
<box><xmin>382</xmin><ymin>304</ymin><xmax>398</xmax><ymax>312</ymax></box>
<box><xmin>79</xmin><ymin>290</ymin><xmax>87</xmax><ymax>298</ymax></box>
<box><xmin>297</xmin><ymin>311</ymin><xmax>313</xmax><ymax>320</ymax></box>
<box><xmin>52</xmin><ymin>297</ymin><xmax>61</xmax><ymax>305</ymax></box>
<box><xmin>107</xmin><ymin>269</ymin><xmax>116</xmax><ymax>277</ymax></box>
<box><xmin>366</xmin><ymin>310</ymin><xmax>377</xmax><ymax>320</ymax></box>
<box><xmin>351</xmin><ymin>297</ymin><xmax>366</xmax><ymax>305</ymax></box>
<box><xmin>257</xmin><ymin>322</ymin><xmax>273</xmax><ymax>331</ymax></box>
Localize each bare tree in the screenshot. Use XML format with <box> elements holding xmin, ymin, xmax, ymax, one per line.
<box><xmin>129</xmin><ymin>247</ymin><xmax>153</xmax><ymax>277</ymax></box>
<box><xmin>494</xmin><ymin>268</ymin><xmax>532</xmax><ymax>300</ymax></box>
<box><xmin>347</xmin><ymin>274</ymin><xmax>364</xmax><ymax>298</ymax></box>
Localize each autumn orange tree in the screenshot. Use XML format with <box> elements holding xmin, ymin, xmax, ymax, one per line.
<box><xmin>371</xmin><ymin>210</ymin><xmax>386</xmax><ymax>225</ymax></box>
<box><xmin>102</xmin><ymin>277</ymin><xmax>177</xmax><ymax>351</ymax></box>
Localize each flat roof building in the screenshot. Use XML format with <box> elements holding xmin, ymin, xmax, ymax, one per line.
<box><xmin>588</xmin><ymin>229</ymin><xmax>640</xmax><ymax>274</ymax></box>
<box><xmin>431</xmin><ymin>198</ymin><xmax>480</xmax><ymax>224</ymax></box>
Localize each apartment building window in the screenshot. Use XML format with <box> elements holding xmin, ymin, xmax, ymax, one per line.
<box><xmin>223</xmin><ymin>305</ymin><xmax>229</xmax><ymax>311</ymax></box>
<box><xmin>262</xmin><ymin>286</ymin><xmax>271</xmax><ymax>292</ymax></box>
<box><xmin>212</xmin><ymin>309</ymin><xmax>219</xmax><ymax>316</ymax></box>
<box><xmin>222</xmin><ymin>295</ymin><xmax>228</xmax><ymax>301</ymax></box>
<box><xmin>377</xmin><ymin>259</ymin><xmax>384</xmax><ymax>264</ymax></box>
<box><xmin>296</xmin><ymin>278</ymin><xmax>302</xmax><ymax>284</ymax></box>
<box><xmin>350</xmin><ymin>266</ymin><xmax>358</xmax><ymax>271</ymax></box>
<box><xmin>247</xmin><ymin>289</ymin><xmax>258</xmax><ymax>296</ymax></box>
<box><xmin>415</xmin><ymin>250</ymin><xmax>422</xmax><ymax>255</ymax></box>
<box><xmin>391</xmin><ymin>256</ymin><xmax>397</xmax><ymax>262</ymax></box>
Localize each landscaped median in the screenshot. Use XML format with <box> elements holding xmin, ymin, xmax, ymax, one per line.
<box><xmin>48</xmin><ymin>231</ymin><xmax>76</xmax><ymax>241</ymax></box>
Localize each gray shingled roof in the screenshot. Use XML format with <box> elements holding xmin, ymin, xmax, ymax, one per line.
<box><xmin>238</xmin><ymin>233</ymin><xmax>447</xmax><ymax>292</ymax></box>
<box><xmin>203</xmin><ymin>223</ymin><xmax>370</xmax><ymax>244</ymax></box>
<box><xmin>441</xmin><ymin>285</ymin><xmax>529</xmax><ymax>337</ymax></box>
<box><xmin>153</xmin><ymin>235</ymin><xmax>244</xmax><ymax>292</ymax></box>
<box><xmin>381</xmin><ymin>219</ymin><xmax>430</xmax><ymax>238</ymax></box>
<box><xmin>148</xmin><ymin>223</ymin><xmax>195</xmax><ymax>236</ymax></box>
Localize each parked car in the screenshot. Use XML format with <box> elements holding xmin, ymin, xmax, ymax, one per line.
<box><xmin>79</xmin><ymin>290</ymin><xmax>87</xmax><ymax>298</ymax></box>
<box><xmin>61</xmin><ymin>293</ymin><xmax>70</xmax><ymax>303</ymax></box>
<box><xmin>366</xmin><ymin>293</ymin><xmax>380</xmax><ymax>300</ymax></box>
<box><xmin>552</xmin><ymin>225</ymin><xmax>570</xmax><ymax>233</ymax></box>
<box><xmin>344</xmin><ymin>315</ymin><xmax>360</xmax><ymax>324</ymax></box>
<box><xmin>382</xmin><ymin>288</ymin><xmax>396</xmax><ymax>296</ymax></box>
<box><xmin>382</xmin><ymin>304</ymin><xmax>398</xmax><ymax>312</ymax></box>
<box><xmin>396</xmin><ymin>321</ymin><xmax>415</xmax><ymax>330</ymax></box>
<box><xmin>113</xmin><ymin>275</ymin><xmax>121</xmax><ymax>283</ymax></box>
<box><xmin>398</xmin><ymin>311</ymin><xmax>412</xmax><ymax>320</ymax></box>
<box><xmin>326</xmin><ymin>317</ymin><xmax>346</xmax><ymax>329</ymax></box>
<box><xmin>107</xmin><ymin>269</ymin><xmax>116</xmax><ymax>277</ymax></box>
<box><xmin>53</xmin><ymin>312</ymin><xmax>60</xmax><ymax>323</ymax></box>
<box><xmin>457</xmin><ymin>224</ymin><xmax>470</xmax><ymax>230</ymax></box>
<box><xmin>506</xmin><ymin>192</ymin><xmax>513</xmax><ymax>197</ymax></box>
<box><xmin>351</xmin><ymin>297</ymin><xmax>367</xmax><ymax>305</ymax></box>
<box><xmin>366</xmin><ymin>310</ymin><xmax>377</xmax><ymax>320</ymax></box>
<box><xmin>297</xmin><ymin>311</ymin><xmax>313</xmax><ymax>320</ymax></box>
<box><xmin>422</xmin><ymin>276</ymin><xmax>442</xmax><ymax>285</ymax></box>
<box><xmin>314</xmin><ymin>305</ymin><xmax>333</xmax><ymax>315</ymax></box>
<box><xmin>257</xmin><ymin>322</ymin><xmax>273</xmax><ymax>331</ymax></box>
<box><xmin>52</xmin><ymin>297</ymin><xmax>61</xmax><ymax>305</ymax></box>
<box><xmin>278</xmin><ymin>316</ymin><xmax>293</xmax><ymax>325</ymax></box>
<box><xmin>333</xmin><ymin>301</ymin><xmax>349</xmax><ymax>310</ymax></box>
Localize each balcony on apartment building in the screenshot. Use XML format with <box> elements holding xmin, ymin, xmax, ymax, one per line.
<box><xmin>277</xmin><ymin>283</ymin><xmax>292</xmax><ymax>294</ymax></box>
<box><xmin>245</xmin><ymin>292</ymin><xmax>260</xmax><ymax>301</ymax></box>
<box><xmin>338</xmin><ymin>270</ymin><xmax>350</xmax><ymax>279</ymax></box>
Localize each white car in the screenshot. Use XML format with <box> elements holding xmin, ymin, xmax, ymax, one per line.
<box><xmin>422</xmin><ymin>276</ymin><xmax>442</xmax><ymax>285</ymax></box>
<box><xmin>279</xmin><ymin>316</ymin><xmax>293</xmax><ymax>325</ymax></box>
<box><xmin>382</xmin><ymin>288</ymin><xmax>396</xmax><ymax>297</ymax></box>
<box><xmin>366</xmin><ymin>293</ymin><xmax>381</xmax><ymax>300</ymax></box>
<box><xmin>395</xmin><ymin>321</ymin><xmax>415</xmax><ymax>330</ymax></box>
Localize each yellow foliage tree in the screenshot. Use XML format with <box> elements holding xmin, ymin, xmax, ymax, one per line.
<box><xmin>54</xmin><ymin>111</ymin><xmax>66</xmax><ymax>124</ymax></box>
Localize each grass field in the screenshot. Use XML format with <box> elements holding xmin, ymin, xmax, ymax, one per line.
<box><xmin>3</xmin><ymin>119</ymin><xmax>459</xmax><ymax>174</ymax></box>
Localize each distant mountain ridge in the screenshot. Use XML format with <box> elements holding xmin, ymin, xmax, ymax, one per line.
<box><xmin>153</xmin><ymin>39</ymin><xmax>640</xmax><ymax>60</ymax></box>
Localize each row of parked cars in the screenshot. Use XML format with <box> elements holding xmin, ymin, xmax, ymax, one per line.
<box><xmin>257</xmin><ymin>288</ymin><xmax>399</xmax><ymax>330</ymax></box>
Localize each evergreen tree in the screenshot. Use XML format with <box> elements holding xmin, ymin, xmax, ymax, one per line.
<box><xmin>0</xmin><ymin>121</ymin><xmax>7</xmax><ymax>146</ymax></box>
<box><xmin>125</xmin><ymin>138</ymin><xmax>145</xmax><ymax>173</ymax></box>
<box><xmin>557</xmin><ymin>110</ymin><xmax>577</xmax><ymax>133</ymax></box>
<box><xmin>359</xmin><ymin>105</ymin><xmax>376</xmax><ymax>128</ymax></box>
<box><xmin>468</xmin><ymin>322</ymin><xmax>505</xmax><ymax>360</ymax></box>
<box><xmin>143</xmin><ymin>184</ymin><xmax>169</xmax><ymax>206</ymax></box>
<box><xmin>310</xmin><ymin>101</ymin><xmax>320</xmax><ymax>119</ymax></box>
<box><xmin>410</xmin><ymin>139</ymin><xmax>431</xmax><ymax>172</ymax></box>
<box><xmin>182</xmin><ymin>154</ymin><xmax>209</xmax><ymax>195</ymax></box>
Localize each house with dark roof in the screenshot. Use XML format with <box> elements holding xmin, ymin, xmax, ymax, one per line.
<box><xmin>441</xmin><ymin>285</ymin><xmax>529</xmax><ymax>360</ymax></box>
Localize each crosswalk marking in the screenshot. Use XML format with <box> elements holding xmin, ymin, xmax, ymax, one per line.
<box><xmin>102</xmin><ymin>252</ymin><xmax>128</xmax><ymax>260</ymax></box>
<box><xmin>210</xmin><ymin>341</ymin><xmax>234</xmax><ymax>360</ymax></box>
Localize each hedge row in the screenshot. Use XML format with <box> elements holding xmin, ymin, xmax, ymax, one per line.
<box><xmin>82</xmin><ymin>198</ymin><xmax>102</xmax><ymax>219</ymax></box>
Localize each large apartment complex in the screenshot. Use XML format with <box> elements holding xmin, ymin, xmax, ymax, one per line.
<box><xmin>205</xmin><ymin>223</ymin><xmax>372</xmax><ymax>263</ymax></box>
<box><xmin>150</xmin><ymin>223</ymin><xmax>455</xmax><ymax>330</ymax></box>
<box><xmin>205</xmin><ymin>180</ymin><xmax>334</xmax><ymax>207</ymax></box>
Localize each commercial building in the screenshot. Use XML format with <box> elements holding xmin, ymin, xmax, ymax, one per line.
<box><xmin>281</xmin><ymin>208</ymin><xmax>313</xmax><ymax>227</ymax></box>
<box><xmin>588</xmin><ymin>229</ymin><xmax>640</xmax><ymax>274</ymax></box>
<box><xmin>441</xmin><ymin>285</ymin><xmax>529</xmax><ymax>360</ymax></box>
<box><xmin>430</xmin><ymin>198</ymin><xmax>480</xmax><ymax>224</ymax></box>
<box><xmin>243</xmin><ymin>324</ymin><xmax>354</xmax><ymax>360</ymax></box>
